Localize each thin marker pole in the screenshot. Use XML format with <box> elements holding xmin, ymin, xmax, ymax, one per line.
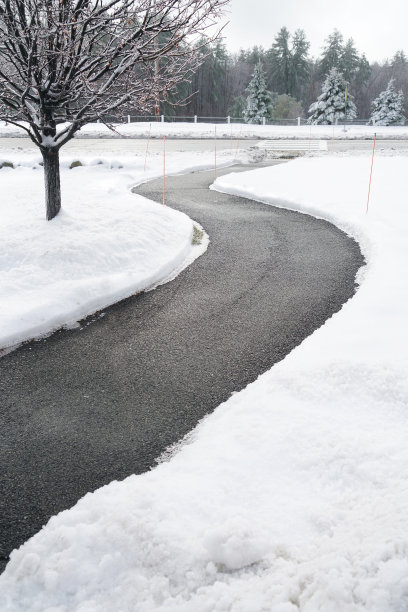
<box><xmin>235</xmin><ymin>129</ymin><xmax>242</xmax><ymax>157</ymax></box>
<box><xmin>163</xmin><ymin>135</ymin><xmax>166</xmax><ymax>206</ymax></box>
<box><xmin>144</xmin><ymin>123</ymin><xmax>151</xmax><ymax>172</ymax></box>
<box><xmin>366</xmin><ymin>132</ymin><xmax>376</xmax><ymax>214</ymax></box>
<box><xmin>214</xmin><ymin>124</ymin><xmax>217</xmax><ymax>179</ymax></box>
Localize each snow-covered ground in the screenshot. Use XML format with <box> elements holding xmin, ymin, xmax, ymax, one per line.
<box><xmin>2</xmin><ymin>144</ymin><xmax>408</xmax><ymax>611</ymax></box>
<box><xmin>0</xmin><ymin>148</ymin><xmax>239</xmax><ymax>351</ymax></box>
<box><xmin>2</xmin><ymin>119</ymin><xmax>408</xmax><ymax>140</ymax></box>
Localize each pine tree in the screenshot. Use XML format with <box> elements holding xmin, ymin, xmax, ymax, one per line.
<box><xmin>267</xmin><ymin>27</ymin><xmax>310</xmax><ymax>98</ymax></box>
<box><xmin>352</xmin><ymin>53</ymin><xmax>372</xmax><ymax>117</ymax></box>
<box><xmin>186</xmin><ymin>40</ymin><xmax>230</xmax><ymax>116</ymax></box>
<box><xmin>392</xmin><ymin>50</ymin><xmax>407</xmax><ymax>68</ymax></box>
<box><xmin>290</xmin><ymin>29</ymin><xmax>311</xmax><ymax>100</ymax></box>
<box><xmin>319</xmin><ymin>30</ymin><xmax>344</xmax><ymax>77</ymax></box>
<box><xmin>341</xmin><ymin>39</ymin><xmax>360</xmax><ymax>81</ymax></box>
<box><xmin>355</xmin><ymin>54</ymin><xmax>371</xmax><ymax>88</ymax></box>
<box><xmin>308</xmin><ymin>68</ymin><xmax>357</xmax><ymax>124</ymax></box>
<box><xmin>268</xmin><ymin>27</ymin><xmax>292</xmax><ymax>94</ymax></box>
<box><xmin>369</xmin><ymin>79</ymin><xmax>405</xmax><ymax>125</ymax></box>
<box><xmin>243</xmin><ymin>62</ymin><xmax>273</xmax><ymax>124</ymax></box>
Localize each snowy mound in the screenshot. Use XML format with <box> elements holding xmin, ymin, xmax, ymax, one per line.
<box><xmin>1</xmin><ymin>154</ymin><xmax>408</xmax><ymax>611</ymax></box>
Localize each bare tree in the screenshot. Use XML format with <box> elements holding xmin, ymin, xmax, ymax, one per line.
<box><xmin>0</xmin><ymin>0</ymin><xmax>228</xmax><ymax>219</ymax></box>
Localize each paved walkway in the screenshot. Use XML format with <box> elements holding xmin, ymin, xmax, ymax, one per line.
<box><xmin>0</xmin><ymin>164</ymin><xmax>364</xmax><ymax>571</ymax></box>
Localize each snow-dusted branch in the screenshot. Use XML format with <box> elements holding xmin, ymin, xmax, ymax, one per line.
<box><xmin>0</xmin><ymin>0</ymin><xmax>229</xmax><ymax>148</ymax></box>
<box><xmin>0</xmin><ymin>0</ymin><xmax>228</xmax><ymax>220</ymax></box>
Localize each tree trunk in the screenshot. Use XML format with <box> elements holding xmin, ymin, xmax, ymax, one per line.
<box><xmin>42</xmin><ymin>148</ymin><xmax>61</xmax><ymax>221</ymax></box>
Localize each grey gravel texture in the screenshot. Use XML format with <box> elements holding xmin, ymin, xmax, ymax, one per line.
<box><xmin>0</xmin><ymin>163</ymin><xmax>365</xmax><ymax>572</ymax></box>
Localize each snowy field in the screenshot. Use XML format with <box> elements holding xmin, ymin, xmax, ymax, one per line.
<box><xmin>1</xmin><ymin>143</ymin><xmax>408</xmax><ymax>611</ymax></box>
<box><xmin>2</xmin><ymin>119</ymin><xmax>408</xmax><ymax>140</ymax></box>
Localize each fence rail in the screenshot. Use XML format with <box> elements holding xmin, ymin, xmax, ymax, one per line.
<box><xmin>3</xmin><ymin>114</ymin><xmax>405</xmax><ymax>127</ymax></box>
<box><xmin>97</xmin><ymin>115</ymin><xmax>406</xmax><ymax>127</ymax></box>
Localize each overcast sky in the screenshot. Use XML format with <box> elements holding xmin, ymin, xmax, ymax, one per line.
<box><xmin>221</xmin><ymin>0</ymin><xmax>407</xmax><ymax>63</ymax></box>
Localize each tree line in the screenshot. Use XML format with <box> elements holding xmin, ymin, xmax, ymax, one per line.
<box><xmin>162</xmin><ymin>28</ymin><xmax>408</xmax><ymax>121</ymax></box>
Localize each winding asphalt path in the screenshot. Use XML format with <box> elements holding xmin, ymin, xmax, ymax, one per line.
<box><xmin>0</xmin><ymin>163</ymin><xmax>364</xmax><ymax>572</ymax></box>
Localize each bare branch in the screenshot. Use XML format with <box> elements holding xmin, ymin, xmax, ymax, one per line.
<box><xmin>0</xmin><ymin>0</ymin><xmax>229</xmax><ymax>149</ymax></box>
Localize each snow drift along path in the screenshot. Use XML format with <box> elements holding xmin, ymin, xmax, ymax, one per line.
<box><xmin>2</xmin><ymin>153</ymin><xmax>408</xmax><ymax>611</ymax></box>
<box><xmin>0</xmin><ymin>161</ymin><xmax>362</xmax><ymax>581</ymax></box>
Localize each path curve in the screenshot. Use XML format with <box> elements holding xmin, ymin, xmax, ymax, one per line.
<box><xmin>0</xmin><ymin>163</ymin><xmax>364</xmax><ymax>571</ymax></box>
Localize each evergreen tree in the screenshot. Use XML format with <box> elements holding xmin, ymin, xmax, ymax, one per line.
<box><xmin>243</xmin><ymin>62</ymin><xmax>273</xmax><ymax>124</ymax></box>
<box><xmin>341</xmin><ymin>38</ymin><xmax>360</xmax><ymax>81</ymax></box>
<box><xmin>389</xmin><ymin>51</ymin><xmax>408</xmax><ymax>117</ymax></box>
<box><xmin>267</xmin><ymin>27</ymin><xmax>310</xmax><ymax>100</ymax></box>
<box><xmin>392</xmin><ymin>50</ymin><xmax>407</xmax><ymax>68</ymax></box>
<box><xmin>290</xmin><ymin>29</ymin><xmax>311</xmax><ymax>100</ymax></box>
<box><xmin>355</xmin><ymin>54</ymin><xmax>372</xmax><ymax>87</ymax></box>
<box><xmin>352</xmin><ymin>53</ymin><xmax>372</xmax><ymax>117</ymax></box>
<box><xmin>186</xmin><ymin>40</ymin><xmax>229</xmax><ymax>116</ymax></box>
<box><xmin>369</xmin><ymin>79</ymin><xmax>405</xmax><ymax>125</ymax></box>
<box><xmin>308</xmin><ymin>68</ymin><xmax>357</xmax><ymax>124</ymax></box>
<box><xmin>319</xmin><ymin>30</ymin><xmax>344</xmax><ymax>77</ymax></box>
<box><xmin>268</xmin><ymin>27</ymin><xmax>292</xmax><ymax>94</ymax></box>
<box><xmin>246</xmin><ymin>46</ymin><xmax>267</xmax><ymax>66</ymax></box>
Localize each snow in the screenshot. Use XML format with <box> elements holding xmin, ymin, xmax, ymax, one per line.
<box><xmin>3</xmin><ymin>119</ymin><xmax>408</xmax><ymax>140</ymax></box>
<box><xmin>0</xmin><ymin>149</ymin><xmax>236</xmax><ymax>351</ymax></box>
<box><xmin>369</xmin><ymin>79</ymin><xmax>405</xmax><ymax>126</ymax></box>
<box><xmin>2</xmin><ymin>146</ymin><xmax>408</xmax><ymax>611</ymax></box>
<box><xmin>308</xmin><ymin>68</ymin><xmax>357</xmax><ymax>125</ymax></box>
<box><xmin>243</xmin><ymin>63</ymin><xmax>272</xmax><ymax>124</ymax></box>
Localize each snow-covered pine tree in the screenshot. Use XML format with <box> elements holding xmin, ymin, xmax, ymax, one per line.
<box><xmin>243</xmin><ymin>63</ymin><xmax>273</xmax><ymax>124</ymax></box>
<box><xmin>308</xmin><ymin>68</ymin><xmax>357</xmax><ymax>124</ymax></box>
<box><xmin>369</xmin><ymin>79</ymin><xmax>405</xmax><ymax>125</ymax></box>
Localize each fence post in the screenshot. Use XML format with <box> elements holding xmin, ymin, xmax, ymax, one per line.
<box><xmin>227</xmin><ymin>116</ymin><xmax>230</xmax><ymax>124</ymax></box>
<box><xmin>335</xmin><ymin>118</ymin><xmax>338</xmax><ymax>126</ymax></box>
<box><xmin>262</xmin><ymin>116</ymin><xmax>266</xmax><ymax>126</ymax></box>
<box><xmin>194</xmin><ymin>115</ymin><xmax>197</xmax><ymax>123</ymax></box>
<box><xmin>297</xmin><ymin>116</ymin><xmax>301</xmax><ymax>127</ymax></box>
<box><xmin>161</xmin><ymin>114</ymin><xmax>164</xmax><ymax>123</ymax></box>
<box><xmin>127</xmin><ymin>115</ymin><xmax>130</xmax><ymax>123</ymax></box>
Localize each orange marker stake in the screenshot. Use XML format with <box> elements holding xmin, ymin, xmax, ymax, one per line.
<box><xmin>214</xmin><ymin>124</ymin><xmax>217</xmax><ymax>180</ymax></box>
<box><xmin>366</xmin><ymin>132</ymin><xmax>376</xmax><ymax>214</ymax></box>
<box><xmin>144</xmin><ymin>123</ymin><xmax>151</xmax><ymax>172</ymax></box>
<box><xmin>163</xmin><ymin>135</ymin><xmax>166</xmax><ymax>206</ymax></box>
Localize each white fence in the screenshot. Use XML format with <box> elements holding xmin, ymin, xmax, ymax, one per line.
<box><xmin>98</xmin><ymin>114</ymin><xmax>305</xmax><ymax>126</ymax></box>
<box><xmin>97</xmin><ymin>115</ymin><xmax>395</xmax><ymax>126</ymax></box>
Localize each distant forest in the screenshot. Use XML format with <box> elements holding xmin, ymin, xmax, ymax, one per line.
<box><xmin>159</xmin><ymin>28</ymin><xmax>408</xmax><ymax>120</ymax></box>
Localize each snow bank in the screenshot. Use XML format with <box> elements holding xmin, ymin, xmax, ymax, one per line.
<box><xmin>2</xmin><ymin>119</ymin><xmax>408</xmax><ymax>140</ymax></box>
<box><xmin>2</xmin><ymin>153</ymin><xmax>408</xmax><ymax>611</ymax></box>
<box><xmin>0</xmin><ymin>150</ymin><xmax>233</xmax><ymax>350</ymax></box>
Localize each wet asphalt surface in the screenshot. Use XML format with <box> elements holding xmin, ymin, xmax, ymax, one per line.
<box><xmin>0</xmin><ymin>163</ymin><xmax>365</xmax><ymax>572</ymax></box>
